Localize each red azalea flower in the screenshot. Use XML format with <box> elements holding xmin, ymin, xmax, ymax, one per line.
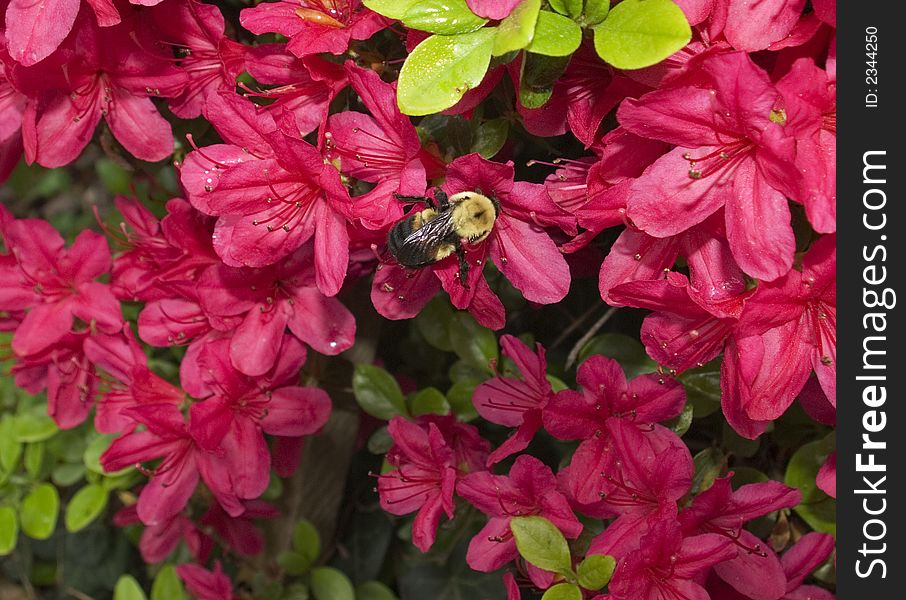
<box><xmin>114</xmin><ymin>505</ymin><xmax>212</xmax><ymax>565</ymax></box>
<box><xmin>0</xmin><ymin>218</ymin><xmax>121</xmax><ymax>356</ymax></box>
<box><xmin>606</xmin><ymin>520</ymin><xmax>737</xmax><ymax>600</ymax></box>
<box><xmin>728</xmin><ymin>234</ymin><xmax>836</xmax><ymax>429</ymax></box>
<box><xmin>101</xmin><ymin>402</ymin><xmax>244</xmax><ymax>525</ymax></box>
<box><xmin>146</xmin><ymin>0</ymin><xmax>248</xmax><ymax>119</ymax></box>
<box><xmin>239</xmin><ymin>0</ymin><xmax>389</xmax><ymax>58</ymax></box>
<box><xmin>464</xmin><ymin>0</ymin><xmax>521</xmax><ymax>20</ymax></box>
<box><xmin>472</xmin><ymin>335</ymin><xmax>553</xmax><ymax>466</ymax></box>
<box><xmin>200</xmin><ymin>499</ymin><xmax>280</xmax><ymax>557</ymax></box>
<box><xmin>186</xmin><ymin>335</ymin><xmax>331</xmax><ymax>499</ymax></box>
<box><xmin>543</xmin><ymin>354</ymin><xmax>686</xmax><ymax>504</ymax></box>
<box><xmin>196</xmin><ymin>245</ymin><xmax>355</xmax><ymax>376</ymax></box>
<box><xmin>176</xmin><ymin>561</ymin><xmax>237</xmax><ymax>600</ymax></box>
<box><xmin>457</xmin><ymin>455</ymin><xmax>582</xmax><ymax>572</ymax></box>
<box><xmin>180</xmin><ymin>91</ymin><xmax>355</xmax><ymax>295</ymax></box>
<box><xmin>817</xmin><ymin>452</ymin><xmax>836</xmax><ymax>499</ymax></box>
<box><xmin>372</xmin><ymin>153</ymin><xmax>571</xmax><ymax>330</ymax></box>
<box><xmin>9</xmin><ymin>9</ymin><xmax>186</xmax><ymax>167</ymax></box>
<box><xmin>0</xmin><ymin>44</ymin><xmax>25</xmax><ymax>182</ymax></box>
<box><xmin>83</xmin><ymin>325</ymin><xmax>184</xmax><ymax>434</ymax></box>
<box><xmin>377</xmin><ymin>417</ymin><xmax>458</xmax><ymax>552</ymax></box>
<box><xmin>679</xmin><ymin>475</ymin><xmax>801</xmax><ymax>600</ymax></box>
<box><xmin>617</xmin><ymin>51</ymin><xmax>800</xmax><ymax>281</ymax></box>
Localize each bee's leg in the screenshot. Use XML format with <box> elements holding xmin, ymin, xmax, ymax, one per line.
<box><xmin>456</xmin><ymin>245</ymin><xmax>470</xmax><ymax>288</ymax></box>
<box><xmin>434</xmin><ymin>188</ymin><xmax>450</xmax><ymax>211</ymax></box>
<box><xmin>393</xmin><ymin>193</ymin><xmax>431</xmax><ymax>205</ymax></box>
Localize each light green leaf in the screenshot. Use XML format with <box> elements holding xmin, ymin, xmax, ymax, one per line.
<box><xmin>583</xmin><ymin>0</ymin><xmax>611</xmax><ymax>25</ymax></box>
<box><xmin>151</xmin><ymin>565</ymin><xmax>186</xmax><ymax>600</ymax></box>
<box><xmin>356</xmin><ymin>581</ymin><xmax>399</xmax><ymax>600</ymax></box>
<box><xmin>398</xmin><ymin>29</ymin><xmax>497</xmax><ymax>115</ymax></box>
<box><xmin>279</xmin><ymin>551</ymin><xmax>315</xmax><ymax>575</ymax></box>
<box><xmin>549</xmin><ymin>0</ymin><xmax>583</xmax><ymax>18</ymax></box>
<box><xmin>20</xmin><ymin>483</ymin><xmax>59</xmax><ymax>540</ymax></box>
<box><xmin>310</xmin><ymin>567</ymin><xmax>356</xmax><ymax>600</ymax></box>
<box><xmin>527</xmin><ymin>11</ymin><xmax>582</xmax><ymax>56</ymax></box>
<box><xmin>65</xmin><ymin>484</ymin><xmax>108</xmax><ymax>532</ymax></box>
<box><xmin>541</xmin><ymin>583</ymin><xmax>582</xmax><ymax>600</ymax></box>
<box><xmin>510</xmin><ymin>515</ymin><xmax>573</xmax><ymax>575</ymax></box>
<box><xmin>24</xmin><ymin>441</ymin><xmax>45</xmax><ymax>478</ymax></box>
<box><xmin>448</xmin><ymin>312</ymin><xmax>498</xmax><ymax>373</ymax></box>
<box><xmin>293</xmin><ymin>518</ymin><xmax>322</xmax><ymax>562</ymax></box>
<box><xmin>353</xmin><ymin>364</ymin><xmax>409</xmax><ymax>420</ymax></box>
<box><xmin>13</xmin><ymin>412</ymin><xmax>57</xmax><ymax>443</ymax></box>
<box><xmin>409</xmin><ymin>387</ymin><xmax>451</xmax><ymax>416</ymax></box>
<box><xmin>52</xmin><ymin>462</ymin><xmax>86</xmax><ymax>487</ymax></box>
<box><xmin>668</xmin><ymin>402</ymin><xmax>694</xmax><ymax>437</ymax></box>
<box><xmin>363</xmin><ymin>0</ymin><xmax>422</xmax><ymax>19</ymax></box>
<box><xmin>85</xmin><ymin>433</ymin><xmax>126</xmax><ymax>475</ymax></box>
<box><xmin>402</xmin><ymin>0</ymin><xmax>488</xmax><ymax>35</ymax></box>
<box><xmin>114</xmin><ymin>575</ymin><xmax>148</xmax><ymax>600</ymax></box>
<box><xmin>0</xmin><ymin>506</ymin><xmax>18</xmax><ymax>556</ymax></box>
<box><xmin>0</xmin><ymin>417</ymin><xmax>22</xmax><ymax>473</ymax></box>
<box><xmin>493</xmin><ymin>0</ymin><xmax>542</xmax><ymax>56</ymax></box>
<box><xmin>576</xmin><ymin>554</ymin><xmax>616</xmax><ymax>590</ymax></box>
<box><xmin>593</xmin><ymin>0</ymin><xmax>691</xmax><ymax>69</ymax></box>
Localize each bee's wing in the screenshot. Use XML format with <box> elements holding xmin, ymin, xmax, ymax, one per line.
<box><xmin>396</xmin><ymin>212</ymin><xmax>456</xmax><ymax>267</ymax></box>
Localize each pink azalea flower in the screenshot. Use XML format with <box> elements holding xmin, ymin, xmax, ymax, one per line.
<box><xmin>816</xmin><ymin>452</ymin><xmax>836</xmax><ymax>499</ymax></box>
<box><xmin>472</xmin><ymin>335</ymin><xmax>553</xmax><ymax>466</ymax></box>
<box><xmin>457</xmin><ymin>455</ymin><xmax>582</xmax><ymax>572</ymax></box>
<box><xmin>9</xmin><ymin>10</ymin><xmax>186</xmax><ymax>167</ymax></box>
<box><xmin>244</xmin><ymin>45</ymin><xmax>347</xmax><ymax>138</ymax></box>
<box><xmin>372</xmin><ymin>154</ymin><xmax>571</xmax><ymax>329</ymax></box>
<box><xmin>101</xmin><ymin>402</ymin><xmax>244</xmax><ymax>525</ymax></box>
<box><xmin>114</xmin><ymin>505</ymin><xmax>212</xmax><ymax>565</ymax></box>
<box><xmin>419</xmin><ymin>413</ymin><xmax>490</xmax><ymax>473</ymax></box>
<box><xmin>239</xmin><ymin>0</ymin><xmax>389</xmax><ymax>58</ymax></box>
<box><xmin>176</xmin><ymin>561</ymin><xmax>236</xmax><ymax>600</ymax></box>
<box><xmin>186</xmin><ymin>336</ymin><xmax>331</xmax><ymax>500</ymax></box>
<box><xmin>196</xmin><ymin>244</ymin><xmax>355</xmax><ymax>376</ymax></box>
<box><xmin>465</xmin><ymin>0</ymin><xmax>521</xmax><ymax>20</ymax></box>
<box><xmin>10</xmin><ymin>331</ymin><xmax>98</xmax><ymax>429</ymax></box>
<box><xmin>200</xmin><ymin>499</ymin><xmax>280</xmax><ymax>557</ymax></box>
<box><xmin>679</xmin><ymin>475</ymin><xmax>801</xmax><ymax>600</ymax></box>
<box><xmin>83</xmin><ymin>325</ymin><xmax>185</xmax><ymax>434</ymax></box>
<box><xmin>606</xmin><ymin>520</ymin><xmax>737</xmax><ymax>600</ymax></box>
<box><xmin>0</xmin><ymin>46</ymin><xmax>25</xmax><ymax>182</ymax></box>
<box><xmin>617</xmin><ymin>51</ymin><xmax>800</xmax><ymax>281</ymax></box>
<box><xmin>0</xmin><ymin>218</ymin><xmax>121</xmax><ymax>356</ymax></box>
<box><xmin>4</xmin><ymin>0</ymin><xmax>165</xmax><ymax>67</ymax></box>
<box><xmin>179</xmin><ymin>91</ymin><xmax>355</xmax><ymax>295</ymax></box>
<box><xmin>707</xmin><ymin>532</ymin><xmax>835</xmax><ymax>600</ymax></box>
<box><xmin>777</xmin><ymin>58</ymin><xmax>836</xmax><ymax>233</ymax></box>
<box><xmin>725</xmin><ymin>234</ymin><xmax>835</xmax><ymax>435</ymax></box>
<box><xmin>543</xmin><ymin>355</ymin><xmax>686</xmax><ymax>504</ymax></box>
<box><xmin>324</xmin><ymin>62</ymin><xmax>429</xmax><ymax>229</ymax></box>
<box><xmin>377</xmin><ymin>417</ymin><xmax>458</xmax><ymax>552</ymax></box>
<box><xmin>146</xmin><ymin>0</ymin><xmax>248</xmax><ymax>119</ymax></box>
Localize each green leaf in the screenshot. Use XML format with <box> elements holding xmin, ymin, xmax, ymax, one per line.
<box><xmin>492</xmin><ymin>0</ymin><xmax>542</xmax><ymax>56</ymax></box>
<box><xmin>402</xmin><ymin>0</ymin><xmax>488</xmax><ymax>35</ymax></box>
<box><xmin>415</xmin><ymin>298</ymin><xmax>455</xmax><ymax>351</ymax></box>
<box><xmin>0</xmin><ymin>417</ymin><xmax>22</xmax><ymax>473</ymax></box>
<box><xmin>679</xmin><ymin>360</ymin><xmax>722</xmax><ymax>418</ymax></box>
<box><xmin>24</xmin><ymin>441</ymin><xmax>45</xmax><ymax>478</ymax></box>
<box><xmin>353</xmin><ymin>364</ymin><xmax>409</xmax><ymax>420</ymax></box>
<box><xmin>279</xmin><ymin>551</ymin><xmax>315</xmax><ymax>575</ymax></box>
<box><xmin>367</xmin><ymin>426</ymin><xmax>394</xmax><ymax>454</ymax></box>
<box><xmin>446</xmin><ymin>380</ymin><xmax>480</xmax><ymax>421</ymax></box>
<box><xmin>20</xmin><ymin>483</ymin><xmax>59</xmax><ymax>540</ymax></box>
<box><xmin>409</xmin><ymin>387</ymin><xmax>451</xmax><ymax>416</ymax></box>
<box><xmin>293</xmin><ymin>519</ymin><xmax>322</xmax><ymax>562</ymax></box>
<box><xmin>527</xmin><ymin>11</ymin><xmax>582</xmax><ymax>56</ymax></box>
<box><xmin>13</xmin><ymin>412</ymin><xmax>58</xmax><ymax>443</ymax></box>
<box><xmin>576</xmin><ymin>554</ymin><xmax>616</xmax><ymax>590</ymax></box>
<box><xmin>310</xmin><ymin>567</ymin><xmax>356</xmax><ymax>600</ymax></box>
<box><xmin>691</xmin><ymin>447</ymin><xmax>726</xmax><ymax>494</ymax></box>
<box><xmin>114</xmin><ymin>575</ymin><xmax>148</xmax><ymax>600</ymax></box>
<box><xmin>471</xmin><ymin>118</ymin><xmax>509</xmax><ymax>159</ymax></box>
<box><xmin>541</xmin><ymin>583</ymin><xmax>583</xmax><ymax>600</ymax></box>
<box><xmin>85</xmin><ymin>433</ymin><xmax>123</xmax><ymax>475</ymax></box>
<box><xmin>583</xmin><ymin>0</ymin><xmax>611</xmax><ymax>25</ymax></box>
<box><xmin>667</xmin><ymin>402</ymin><xmax>694</xmax><ymax>437</ymax></box>
<box><xmin>96</xmin><ymin>159</ymin><xmax>133</xmax><ymax>195</ymax></box>
<box><xmin>579</xmin><ymin>333</ymin><xmax>657</xmax><ymax>379</ymax></box>
<box><xmin>0</xmin><ymin>506</ymin><xmax>17</xmax><ymax>556</ymax></box>
<box><xmin>593</xmin><ymin>0</ymin><xmax>691</xmax><ymax>69</ymax></box>
<box><xmin>398</xmin><ymin>539</ymin><xmax>505</xmax><ymax>599</ymax></box>
<box><xmin>364</xmin><ymin>0</ymin><xmax>422</xmax><ymax>19</ymax></box>
<box><xmin>398</xmin><ymin>29</ymin><xmax>497</xmax><ymax>115</ymax></box>
<box><xmin>151</xmin><ymin>565</ymin><xmax>186</xmax><ymax>600</ymax></box>
<box><xmin>785</xmin><ymin>434</ymin><xmax>836</xmax><ymax>535</ymax></box>
<box><xmin>549</xmin><ymin>0</ymin><xmax>583</xmax><ymax>18</ymax></box>
<box><xmin>518</xmin><ymin>52</ymin><xmax>570</xmax><ymax>109</ymax></box>
<box><xmin>510</xmin><ymin>515</ymin><xmax>573</xmax><ymax>575</ymax></box>
<box><xmin>356</xmin><ymin>581</ymin><xmax>399</xmax><ymax>600</ymax></box>
<box><xmin>448</xmin><ymin>312</ymin><xmax>498</xmax><ymax>372</ymax></box>
<box><xmin>331</xmin><ymin>509</ymin><xmax>394</xmax><ymax>583</ymax></box>
<box><xmin>65</xmin><ymin>484</ymin><xmax>108</xmax><ymax>532</ymax></box>
<box><xmin>723</xmin><ymin>422</ymin><xmax>760</xmax><ymax>458</ymax></box>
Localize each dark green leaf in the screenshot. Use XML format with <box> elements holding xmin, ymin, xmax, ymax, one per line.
<box><xmin>691</xmin><ymin>447</ymin><xmax>726</xmax><ymax>494</ymax></box>
<box><xmin>448</xmin><ymin>312</ymin><xmax>498</xmax><ymax>373</ymax></box>
<box><xmin>398</xmin><ymin>29</ymin><xmax>497</xmax><ymax>115</ymax></box>
<box><xmin>331</xmin><ymin>509</ymin><xmax>394</xmax><ymax>583</ymax></box>
<box><xmin>785</xmin><ymin>434</ymin><xmax>836</xmax><ymax>535</ymax></box>
<box><xmin>415</xmin><ymin>298</ymin><xmax>455</xmax><ymax>351</ymax></box>
<box><xmin>578</xmin><ymin>333</ymin><xmax>657</xmax><ymax>379</ymax></box>
<box><xmin>446</xmin><ymin>380</ymin><xmax>481</xmax><ymax>421</ymax></box>
<box><xmin>356</xmin><ymin>581</ymin><xmax>399</xmax><ymax>600</ymax></box>
<box><xmin>679</xmin><ymin>360</ymin><xmax>721</xmax><ymax>418</ymax></box>
<box><xmin>471</xmin><ymin>119</ymin><xmax>510</xmax><ymax>159</ymax></box>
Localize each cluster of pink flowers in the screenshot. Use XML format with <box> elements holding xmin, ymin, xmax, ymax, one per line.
<box><xmin>1</xmin><ymin>0</ymin><xmax>835</xmax><ymax>597</ymax></box>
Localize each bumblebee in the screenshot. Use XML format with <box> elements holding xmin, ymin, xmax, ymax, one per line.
<box><xmin>388</xmin><ymin>188</ymin><xmax>500</xmax><ymax>284</ymax></box>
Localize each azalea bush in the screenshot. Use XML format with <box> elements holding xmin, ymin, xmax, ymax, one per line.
<box><xmin>0</xmin><ymin>0</ymin><xmax>836</xmax><ymax>599</ymax></box>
